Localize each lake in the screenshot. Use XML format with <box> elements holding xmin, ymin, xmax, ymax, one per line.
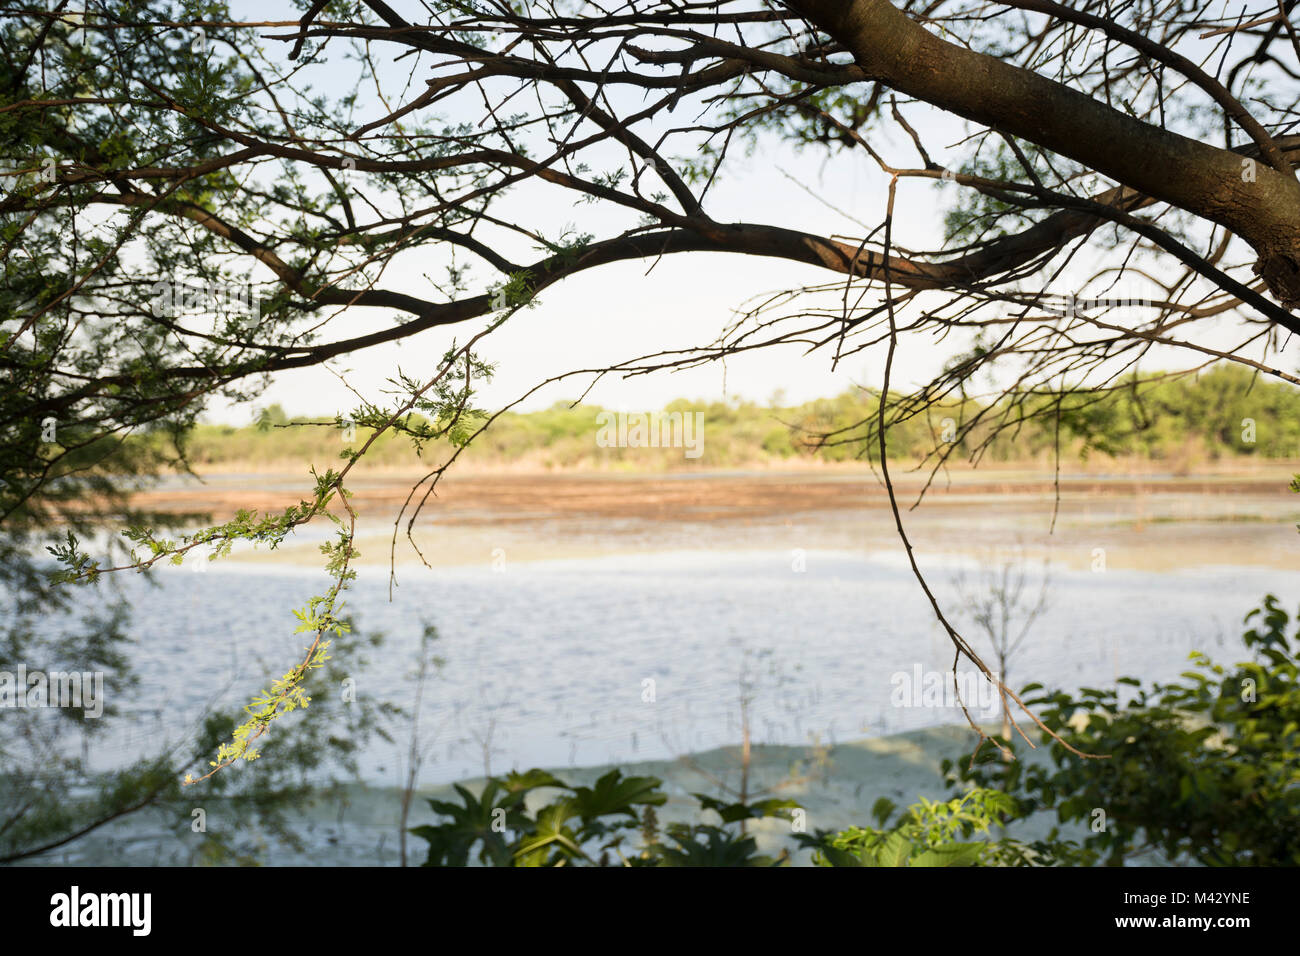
<box><xmin>82</xmin><ymin>544</ymin><xmax>1292</xmax><ymax>787</ymax></box>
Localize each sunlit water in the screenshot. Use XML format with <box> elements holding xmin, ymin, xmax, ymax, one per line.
<box><xmin>60</xmin><ymin>548</ymin><xmax>1290</xmax><ymax>788</ymax></box>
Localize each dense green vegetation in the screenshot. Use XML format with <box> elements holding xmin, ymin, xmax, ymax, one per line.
<box><xmin>940</xmin><ymin>592</ymin><xmax>1300</xmax><ymax>866</ymax></box>
<box><xmin>173</xmin><ymin>365</ymin><xmax>1300</xmax><ymax>471</ymax></box>
<box><xmin>411</xmin><ymin>768</ymin><xmax>798</xmax><ymax>866</ymax></box>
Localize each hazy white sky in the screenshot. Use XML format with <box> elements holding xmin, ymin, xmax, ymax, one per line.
<box><xmin>216</xmin><ymin>156</ymin><xmax>946</xmax><ymax>423</ymax></box>
<box><xmin>183</xmin><ymin>2</ymin><xmax>985</xmax><ymax>424</ymax></box>
<box><xmin>197</xmin><ymin>2</ymin><xmax>1262</xmax><ymax>425</ymax></box>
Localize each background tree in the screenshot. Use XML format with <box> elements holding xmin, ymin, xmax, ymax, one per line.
<box><xmin>952</xmin><ymin>547</ymin><xmax>1052</xmax><ymax>744</ymax></box>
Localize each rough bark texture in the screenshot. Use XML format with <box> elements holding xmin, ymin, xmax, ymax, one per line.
<box><xmin>790</xmin><ymin>0</ymin><xmax>1300</xmax><ymax>310</ymax></box>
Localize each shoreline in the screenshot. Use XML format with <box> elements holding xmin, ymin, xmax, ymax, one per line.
<box><xmin>18</xmin><ymin>723</ymin><xmax>1058</xmax><ymax>867</ymax></box>
<box><xmin>95</xmin><ymin>466</ymin><xmax>1299</xmax><ymax>573</ymax></box>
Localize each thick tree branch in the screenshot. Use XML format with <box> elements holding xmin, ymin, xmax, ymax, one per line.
<box><xmin>787</xmin><ymin>0</ymin><xmax>1300</xmax><ymax>310</ymax></box>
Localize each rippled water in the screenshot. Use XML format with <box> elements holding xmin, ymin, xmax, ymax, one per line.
<box><xmin>72</xmin><ymin>548</ymin><xmax>1290</xmax><ymax>786</ymax></box>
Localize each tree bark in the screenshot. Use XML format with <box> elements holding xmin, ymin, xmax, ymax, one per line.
<box><xmin>788</xmin><ymin>0</ymin><xmax>1300</xmax><ymax>310</ymax></box>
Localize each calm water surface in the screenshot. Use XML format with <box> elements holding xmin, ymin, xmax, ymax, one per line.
<box><xmin>78</xmin><ymin>548</ymin><xmax>1290</xmax><ymax>786</ymax></box>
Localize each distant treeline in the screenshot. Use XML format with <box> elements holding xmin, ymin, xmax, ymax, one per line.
<box><xmin>170</xmin><ymin>365</ymin><xmax>1300</xmax><ymax>471</ymax></box>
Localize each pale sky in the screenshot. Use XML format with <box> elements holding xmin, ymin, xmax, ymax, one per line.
<box><xmin>194</xmin><ymin>2</ymin><xmax>1268</xmax><ymax>425</ymax></box>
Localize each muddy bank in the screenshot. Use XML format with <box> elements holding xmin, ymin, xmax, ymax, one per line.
<box><xmin>113</xmin><ymin>467</ymin><xmax>1300</xmax><ymax>572</ymax></box>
